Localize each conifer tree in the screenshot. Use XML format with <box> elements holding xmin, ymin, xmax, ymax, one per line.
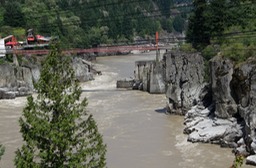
<box><xmin>186</xmin><ymin>0</ymin><xmax>210</xmax><ymax>50</ymax></box>
<box><xmin>15</xmin><ymin>45</ymin><xmax>106</xmax><ymax>168</ymax></box>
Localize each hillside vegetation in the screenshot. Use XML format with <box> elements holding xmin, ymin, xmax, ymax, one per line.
<box><xmin>0</xmin><ymin>0</ymin><xmax>192</xmax><ymax>48</ymax></box>
<box><xmin>186</xmin><ymin>0</ymin><xmax>256</xmax><ymax>62</ymax></box>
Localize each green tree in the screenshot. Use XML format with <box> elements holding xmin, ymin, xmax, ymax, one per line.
<box><xmin>186</xmin><ymin>0</ymin><xmax>210</xmax><ymax>50</ymax></box>
<box><xmin>0</xmin><ymin>144</ymin><xmax>5</xmax><ymax>160</ymax></box>
<box><xmin>207</xmin><ymin>0</ymin><xmax>229</xmax><ymax>37</ymax></box>
<box><xmin>173</xmin><ymin>15</ymin><xmax>185</xmax><ymax>33</ymax></box>
<box><xmin>155</xmin><ymin>0</ymin><xmax>173</xmax><ymax>17</ymax></box>
<box><xmin>161</xmin><ymin>18</ymin><xmax>173</xmax><ymax>33</ymax></box>
<box><xmin>3</xmin><ymin>1</ymin><xmax>25</xmax><ymax>27</ymax></box>
<box><xmin>15</xmin><ymin>45</ymin><xmax>106</xmax><ymax>167</ymax></box>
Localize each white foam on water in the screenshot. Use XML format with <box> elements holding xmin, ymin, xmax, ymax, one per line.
<box><xmin>81</xmin><ymin>71</ymin><xmax>118</xmax><ymax>91</ymax></box>
<box><xmin>162</xmin><ymin>150</ymin><xmax>173</xmax><ymax>156</ymax></box>
<box><xmin>0</xmin><ymin>97</ymin><xmax>27</xmax><ymax>107</ymax></box>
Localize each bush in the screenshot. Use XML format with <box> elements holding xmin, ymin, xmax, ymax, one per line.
<box><xmin>180</xmin><ymin>43</ymin><xmax>196</xmax><ymax>53</ymax></box>
<box><xmin>221</xmin><ymin>43</ymin><xmax>246</xmax><ymax>62</ymax></box>
<box><xmin>201</xmin><ymin>45</ymin><xmax>218</xmax><ymax>61</ymax></box>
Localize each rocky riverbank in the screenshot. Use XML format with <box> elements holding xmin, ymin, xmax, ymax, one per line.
<box><xmin>0</xmin><ymin>55</ymin><xmax>95</xmax><ymax>99</ymax></box>
<box><xmin>134</xmin><ymin>50</ymin><xmax>256</xmax><ymax>165</ymax></box>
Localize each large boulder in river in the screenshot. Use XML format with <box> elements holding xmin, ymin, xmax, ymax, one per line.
<box><xmin>164</xmin><ymin>51</ymin><xmax>206</xmax><ymax>114</ymax></box>
<box><xmin>72</xmin><ymin>57</ymin><xmax>94</xmax><ymax>82</ymax></box>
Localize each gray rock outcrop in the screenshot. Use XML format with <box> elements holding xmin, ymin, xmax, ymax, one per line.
<box><xmin>0</xmin><ymin>64</ymin><xmax>33</xmax><ymax>98</ymax></box>
<box><xmin>0</xmin><ymin>56</ymin><xmax>94</xmax><ymax>99</ymax></box>
<box><xmin>231</xmin><ymin>58</ymin><xmax>256</xmax><ymax>158</ymax></box>
<box><xmin>179</xmin><ymin>54</ymin><xmax>245</xmax><ymax>149</ymax></box>
<box><xmin>72</xmin><ymin>57</ymin><xmax>94</xmax><ymax>82</ymax></box>
<box><xmin>134</xmin><ymin>60</ymin><xmax>165</xmax><ymax>93</ymax></box>
<box><xmin>133</xmin><ymin>49</ymin><xmax>256</xmax><ymax>165</ymax></box>
<box><xmin>184</xmin><ymin>105</ymin><xmax>242</xmax><ymax>147</ymax></box>
<box><xmin>164</xmin><ymin>51</ymin><xmax>206</xmax><ymax>114</ymax></box>
<box><xmin>210</xmin><ymin>56</ymin><xmax>237</xmax><ymax>118</ymax></box>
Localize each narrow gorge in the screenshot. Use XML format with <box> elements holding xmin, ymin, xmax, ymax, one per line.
<box><xmin>134</xmin><ymin>50</ymin><xmax>256</xmax><ymax>165</ymax></box>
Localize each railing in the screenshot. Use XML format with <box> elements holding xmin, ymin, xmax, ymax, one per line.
<box><xmin>0</xmin><ymin>45</ymin><xmax>158</xmax><ymax>56</ymax></box>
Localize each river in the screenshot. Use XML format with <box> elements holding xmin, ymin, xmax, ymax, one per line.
<box><xmin>0</xmin><ymin>51</ymin><xmax>253</xmax><ymax>168</ymax></box>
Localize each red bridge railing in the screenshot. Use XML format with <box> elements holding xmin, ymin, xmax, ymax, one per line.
<box><xmin>10</xmin><ymin>45</ymin><xmax>157</xmax><ymax>55</ymax></box>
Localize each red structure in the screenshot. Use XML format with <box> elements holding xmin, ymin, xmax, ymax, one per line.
<box><xmin>3</xmin><ymin>35</ymin><xmax>19</xmax><ymax>48</ymax></box>
<box><xmin>12</xmin><ymin>45</ymin><xmax>157</xmax><ymax>55</ymax></box>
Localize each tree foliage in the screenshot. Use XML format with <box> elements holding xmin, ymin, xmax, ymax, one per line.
<box><xmin>0</xmin><ymin>144</ymin><xmax>4</xmax><ymax>160</ymax></box>
<box><xmin>155</xmin><ymin>0</ymin><xmax>173</xmax><ymax>17</ymax></box>
<box><xmin>173</xmin><ymin>15</ymin><xmax>185</xmax><ymax>33</ymax></box>
<box><xmin>15</xmin><ymin>44</ymin><xmax>106</xmax><ymax>167</ymax></box>
<box><xmin>0</xmin><ymin>0</ymin><xmax>190</xmax><ymax>47</ymax></box>
<box><xmin>3</xmin><ymin>1</ymin><xmax>25</xmax><ymax>27</ymax></box>
<box><xmin>186</xmin><ymin>0</ymin><xmax>210</xmax><ymax>49</ymax></box>
<box><xmin>186</xmin><ymin>0</ymin><xmax>256</xmax><ymax>62</ymax></box>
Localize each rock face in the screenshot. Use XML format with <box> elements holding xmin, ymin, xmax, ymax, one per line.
<box><xmin>184</xmin><ymin>105</ymin><xmax>243</xmax><ymax>147</ymax></box>
<box><xmin>0</xmin><ymin>64</ymin><xmax>33</xmax><ymax>98</ymax></box>
<box><xmin>134</xmin><ymin>60</ymin><xmax>165</xmax><ymax>93</ymax></box>
<box><xmin>72</xmin><ymin>57</ymin><xmax>94</xmax><ymax>82</ymax></box>
<box><xmin>231</xmin><ymin>58</ymin><xmax>256</xmax><ymax>158</ymax></box>
<box><xmin>161</xmin><ymin>50</ymin><xmax>256</xmax><ymax>165</ymax></box>
<box><xmin>210</xmin><ymin>56</ymin><xmax>237</xmax><ymax>118</ymax></box>
<box><xmin>164</xmin><ymin>51</ymin><xmax>206</xmax><ymax>114</ymax></box>
<box><xmin>0</xmin><ymin>56</ymin><xmax>93</xmax><ymax>99</ymax></box>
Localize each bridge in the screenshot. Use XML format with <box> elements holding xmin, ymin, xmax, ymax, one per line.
<box><xmin>0</xmin><ymin>45</ymin><xmax>162</xmax><ymax>56</ymax></box>
<box><xmin>0</xmin><ymin>31</ymin><xmax>176</xmax><ymax>57</ymax></box>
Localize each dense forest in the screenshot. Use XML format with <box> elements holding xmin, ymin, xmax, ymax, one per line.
<box><xmin>0</xmin><ymin>0</ymin><xmax>191</xmax><ymax>48</ymax></box>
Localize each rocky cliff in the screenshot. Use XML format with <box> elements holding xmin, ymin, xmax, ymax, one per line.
<box><xmin>164</xmin><ymin>51</ymin><xmax>206</xmax><ymax>115</ymax></box>
<box><xmin>161</xmin><ymin>51</ymin><xmax>256</xmax><ymax>165</ymax></box>
<box><xmin>0</xmin><ymin>56</ymin><xmax>94</xmax><ymax>99</ymax></box>
<box><xmin>134</xmin><ymin>60</ymin><xmax>165</xmax><ymax>93</ymax></box>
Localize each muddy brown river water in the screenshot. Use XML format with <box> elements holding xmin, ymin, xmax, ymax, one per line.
<box><xmin>0</xmin><ymin>51</ymin><xmax>253</xmax><ymax>168</ymax></box>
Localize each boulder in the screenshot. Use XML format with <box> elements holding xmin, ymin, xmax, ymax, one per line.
<box><xmin>0</xmin><ymin>88</ymin><xmax>16</xmax><ymax>99</ymax></box>
<box><xmin>184</xmin><ymin>105</ymin><xmax>242</xmax><ymax>146</ymax></box>
<box><xmin>246</xmin><ymin>155</ymin><xmax>256</xmax><ymax>166</ymax></box>
<box><xmin>72</xmin><ymin>57</ymin><xmax>94</xmax><ymax>82</ymax></box>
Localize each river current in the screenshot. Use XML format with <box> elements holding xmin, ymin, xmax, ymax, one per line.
<box><xmin>0</xmin><ymin>51</ymin><xmax>253</xmax><ymax>168</ymax></box>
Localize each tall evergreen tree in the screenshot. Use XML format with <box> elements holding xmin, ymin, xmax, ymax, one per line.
<box><xmin>3</xmin><ymin>1</ymin><xmax>25</xmax><ymax>27</ymax></box>
<box><xmin>15</xmin><ymin>44</ymin><xmax>106</xmax><ymax>168</ymax></box>
<box><xmin>207</xmin><ymin>0</ymin><xmax>228</xmax><ymax>37</ymax></box>
<box><xmin>186</xmin><ymin>0</ymin><xmax>210</xmax><ymax>49</ymax></box>
<box><xmin>173</xmin><ymin>15</ymin><xmax>185</xmax><ymax>33</ymax></box>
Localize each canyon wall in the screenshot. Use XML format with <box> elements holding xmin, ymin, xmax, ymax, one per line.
<box><xmin>0</xmin><ymin>56</ymin><xmax>93</xmax><ymax>99</ymax></box>
<box><xmin>135</xmin><ymin>50</ymin><xmax>256</xmax><ymax>165</ymax></box>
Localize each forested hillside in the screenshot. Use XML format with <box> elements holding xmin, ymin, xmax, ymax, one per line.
<box><xmin>186</xmin><ymin>0</ymin><xmax>256</xmax><ymax>62</ymax></box>
<box><xmin>0</xmin><ymin>0</ymin><xmax>191</xmax><ymax>48</ymax></box>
